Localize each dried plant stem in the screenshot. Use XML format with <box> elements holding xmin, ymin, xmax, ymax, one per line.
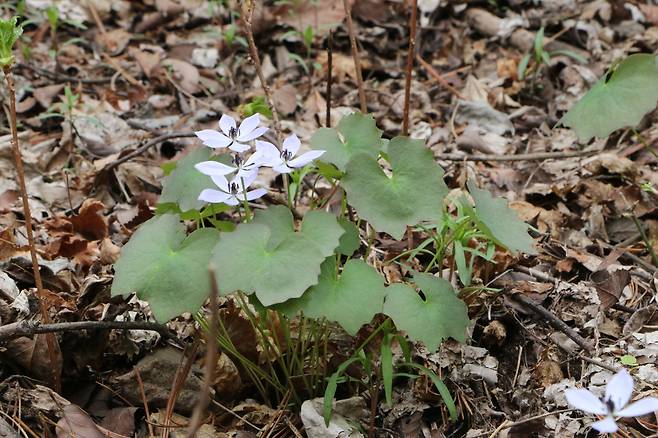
<box><xmin>243</xmin><ymin>0</ymin><xmax>282</xmax><ymax>143</ymax></box>
<box><xmin>3</xmin><ymin>68</ymin><xmax>61</xmax><ymax>392</ymax></box>
<box><xmin>326</xmin><ymin>29</ymin><xmax>334</xmax><ymax>127</ymax></box>
<box><xmin>186</xmin><ymin>271</ymin><xmax>220</xmax><ymax>438</ymax></box>
<box><xmin>343</xmin><ymin>0</ymin><xmax>367</xmax><ymax>113</ymax></box>
<box><xmin>402</xmin><ymin>0</ymin><xmax>417</xmax><ymax>136</ymax></box>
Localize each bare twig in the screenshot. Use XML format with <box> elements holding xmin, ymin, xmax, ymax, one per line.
<box><xmin>134</xmin><ymin>367</ymin><xmax>155</xmax><ymax>438</ymax></box>
<box><xmin>435</xmin><ymin>149</ymin><xmax>597</xmax><ymax>162</ymax></box>
<box><xmin>14</xmin><ymin>62</ymin><xmax>113</xmax><ymax>84</ymax></box>
<box><xmin>326</xmin><ymin>29</ymin><xmax>334</xmax><ymax>127</ymax></box>
<box><xmin>163</xmin><ymin>341</ymin><xmax>199</xmax><ymax>438</ymax></box>
<box><xmin>471</xmin><ymin>409</ymin><xmax>575</xmax><ymax>438</ymax></box>
<box><xmin>0</xmin><ymin>319</ymin><xmax>175</xmax><ymax>340</ymax></box>
<box><xmin>402</xmin><ymin>0</ymin><xmax>417</xmax><ymax>136</ymax></box>
<box><xmin>186</xmin><ymin>271</ymin><xmax>220</xmax><ymax>438</ymax></box>
<box><xmin>243</xmin><ymin>0</ymin><xmax>283</xmax><ymax>143</ymax></box>
<box><xmin>416</xmin><ymin>54</ymin><xmax>464</xmax><ymax>99</ymax></box>
<box><xmin>509</xmin><ymin>293</ymin><xmax>594</xmax><ymax>352</ymax></box>
<box><xmin>343</xmin><ymin>0</ymin><xmax>367</xmax><ymax>113</ymax></box>
<box><xmin>104</xmin><ymin>131</ymin><xmax>196</xmax><ymax>172</ymax></box>
<box><xmin>3</xmin><ymin>67</ymin><xmax>61</xmax><ymax>392</ymax></box>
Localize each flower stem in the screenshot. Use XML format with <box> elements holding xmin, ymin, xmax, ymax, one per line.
<box><xmin>240</xmin><ymin>177</ymin><xmax>252</xmax><ymax>222</ymax></box>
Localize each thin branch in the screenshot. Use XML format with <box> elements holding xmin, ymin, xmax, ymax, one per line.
<box><xmin>509</xmin><ymin>292</ymin><xmax>594</xmax><ymax>352</ymax></box>
<box><xmin>435</xmin><ymin>149</ymin><xmax>598</xmax><ymax>162</ymax></box>
<box><xmin>402</xmin><ymin>0</ymin><xmax>417</xmax><ymax>136</ymax></box>
<box><xmin>104</xmin><ymin>131</ymin><xmax>196</xmax><ymax>172</ymax></box>
<box><xmin>0</xmin><ymin>319</ymin><xmax>175</xmax><ymax>340</ymax></box>
<box><xmin>243</xmin><ymin>0</ymin><xmax>283</xmax><ymax>144</ymax></box>
<box><xmin>416</xmin><ymin>54</ymin><xmax>464</xmax><ymax>99</ymax></box>
<box><xmin>4</xmin><ymin>67</ymin><xmax>61</xmax><ymax>392</ymax></box>
<box><xmin>186</xmin><ymin>271</ymin><xmax>220</xmax><ymax>438</ymax></box>
<box><xmin>343</xmin><ymin>0</ymin><xmax>367</xmax><ymax>113</ymax></box>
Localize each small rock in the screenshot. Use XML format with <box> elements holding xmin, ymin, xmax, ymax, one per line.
<box><xmin>300</xmin><ymin>397</ymin><xmax>366</xmax><ymax>438</ymax></box>
<box><xmin>113</xmin><ymin>347</ymin><xmax>208</xmax><ymax>414</ymax></box>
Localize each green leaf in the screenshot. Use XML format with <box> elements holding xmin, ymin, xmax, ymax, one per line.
<box><xmin>277</xmin><ymin>258</ymin><xmax>387</xmax><ymax>335</ymax></box>
<box><xmin>518</xmin><ymin>53</ymin><xmax>531</xmax><ymax>80</ymax></box>
<box><xmin>324</xmin><ymin>356</ymin><xmax>364</xmax><ymax>426</ymax></box>
<box><xmin>466</xmin><ymin>181</ymin><xmax>536</xmax><ymax>254</ymax></box>
<box><xmin>310</xmin><ymin>112</ymin><xmax>382</xmax><ymax>171</ymax></box>
<box><xmin>383</xmin><ymin>273</ymin><xmax>469</xmax><ymax>352</ymax></box>
<box><xmin>342</xmin><ymin>137</ymin><xmax>448</xmax><ymax>239</ymax></box>
<box><xmin>560</xmin><ymin>54</ymin><xmax>658</xmax><ymax>141</ymax></box>
<box><xmin>402</xmin><ymin>362</ymin><xmax>457</xmax><ymax>421</ymax></box>
<box><xmin>212</xmin><ymin>206</ymin><xmax>344</xmax><ymax>306</ymax></box>
<box><xmin>337</xmin><ymin>218</ymin><xmax>360</xmax><ymax>256</ymax></box>
<box><xmin>620</xmin><ymin>355</ymin><xmax>637</xmax><ymax>366</ymax></box>
<box><xmin>159</xmin><ymin>148</ymin><xmax>232</xmax><ymax>213</ymax></box>
<box><xmin>111</xmin><ymin>214</ymin><xmax>220</xmax><ymax>322</ymax></box>
<box><xmin>0</xmin><ymin>16</ymin><xmax>22</xmax><ymax>68</ymax></box>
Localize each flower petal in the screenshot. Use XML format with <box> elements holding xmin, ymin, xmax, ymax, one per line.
<box><xmin>238</xmin><ymin>170</ymin><xmax>258</xmax><ymax>188</ymax></box>
<box><xmin>288</xmin><ymin>150</ymin><xmax>325</xmax><ymax>168</ymax></box>
<box><xmin>273</xmin><ymin>163</ymin><xmax>293</xmax><ymax>174</ymax></box>
<box><xmin>198</xmin><ymin>189</ymin><xmax>231</xmax><ymax>204</ymax></box>
<box><xmin>224</xmin><ymin>195</ymin><xmax>240</xmax><ymax>206</ymax></box>
<box><xmin>210</xmin><ymin>174</ymin><xmax>229</xmax><ymax>192</ymax></box>
<box><xmin>245</xmin><ymin>188</ymin><xmax>267</xmax><ymax>201</ymax></box>
<box><xmin>590</xmin><ymin>416</ymin><xmax>618</xmax><ymax>433</ymax></box>
<box><xmin>195</xmin><ymin>130</ymin><xmax>232</xmax><ymax>149</ymax></box>
<box><xmin>255</xmin><ymin>140</ymin><xmax>282</xmax><ymax>166</ymax></box>
<box><xmin>616</xmin><ymin>397</ymin><xmax>658</xmax><ymax>417</ymax></box>
<box><xmin>195</xmin><ymin>161</ymin><xmax>235</xmax><ymax>176</ymax></box>
<box><xmin>283</xmin><ymin>133</ymin><xmax>301</xmax><ymax>155</ymax></box>
<box><xmin>238</xmin><ymin>113</ymin><xmax>261</xmax><ymax>137</ymax></box>
<box><xmin>229</xmin><ymin>142</ymin><xmax>251</xmax><ymax>153</ymax></box>
<box><xmin>565</xmin><ymin>389</ymin><xmax>608</xmax><ymax>415</ymax></box>
<box><xmin>606</xmin><ymin>369</ymin><xmax>634</xmax><ymax>412</ymax></box>
<box><xmin>236</xmin><ymin>167</ymin><xmax>259</xmax><ymax>179</ymax></box>
<box><xmin>219</xmin><ymin>114</ymin><xmax>236</xmax><ymax>136</ymax></box>
<box><xmin>237</xmin><ymin>126</ymin><xmax>268</xmax><ymax>142</ymax></box>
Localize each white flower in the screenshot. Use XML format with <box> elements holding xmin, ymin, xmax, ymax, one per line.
<box><xmin>195</xmin><ymin>113</ymin><xmax>268</xmax><ymax>153</ymax></box>
<box><xmin>566</xmin><ymin>368</ymin><xmax>658</xmax><ymax>434</ymax></box>
<box><xmin>198</xmin><ymin>171</ymin><xmax>267</xmax><ymax>206</ymax></box>
<box><xmin>256</xmin><ymin>134</ymin><xmax>325</xmax><ymax>174</ymax></box>
<box><xmin>195</xmin><ymin>151</ymin><xmax>263</xmax><ymax>179</ymax></box>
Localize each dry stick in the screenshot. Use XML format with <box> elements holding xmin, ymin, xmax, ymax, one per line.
<box><xmin>471</xmin><ymin>409</ymin><xmax>575</xmax><ymax>438</ymax></box>
<box><xmin>3</xmin><ymin>68</ymin><xmax>61</xmax><ymax>392</ymax></box>
<box><xmin>509</xmin><ymin>293</ymin><xmax>594</xmax><ymax>352</ymax></box>
<box><xmin>343</xmin><ymin>0</ymin><xmax>367</xmax><ymax>113</ymax></box>
<box><xmin>104</xmin><ymin>131</ymin><xmax>196</xmax><ymax>172</ymax></box>
<box><xmin>402</xmin><ymin>0</ymin><xmax>417</xmax><ymax>136</ymax></box>
<box><xmin>416</xmin><ymin>54</ymin><xmax>464</xmax><ymax>99</ymax></box>
<box><xmin>134</xmin><ymin>367</ymin><xmax>155</xmax><ymax>438</ymax></box>
<box><xmin>0</xmin><ymin>319</ymin><xmax>176</xmax><ymax>340</ymax></box>
<box><xmin>163</xmin><ymin>341</ymin><xmax>199</xmax><ymax>438</ymax></box>
<box><xmin>186</xmin><ymin>271</ymin><xmax>220</xmax><ymax>438</ymax></box>
<box><xmin>326</xmin><ymin>29</ymin><xmax>334</xmax><ymax>127</ymax></box>
<box><xmin>402</xmin><ymin>0</ymin><xmax>418</xmax><ymax>251</ymax></box>
<box><xmin>436</xmin><ymin>149</ymin><xmax>597</xmax><ymax>162</ymax></box>
<box><xmin>243</xmin><ymin>0</ymin><xmax>282</xmax><ymax>144</ymax></box>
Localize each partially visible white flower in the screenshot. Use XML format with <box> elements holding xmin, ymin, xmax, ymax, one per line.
<box><xmin>195</xmin><ymin>113</ymin><xmax>268</xmax><ymax>152</ymax></box>
<box><xmin>566</xmin><ymin>368</ymin><xmax>658</xmax><ymax>433</ymax></box>
<box><xmin>195</xmin><ymin>151</ymin><xmax>263</xmax><ymax>179</ymax></box>
<box><xmin>198</xmin><ymin>171</ymin><xmax>267</xmax><ymax>206</ymax></box>
<box><xmin>256</xmin><ymin>134</ymin><xmax>325</xmax><ymax>174</ymax></box>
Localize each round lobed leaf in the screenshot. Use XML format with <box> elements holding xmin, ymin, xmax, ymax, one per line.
<box><xmin>310</xmin><ymin>112</ymin><xmax>382</xmax><ymax>171</ymax></box>
<box><xmin>111</xmin><ymin>214</ymin><xmax>220</xmax><ymax>322</ymax></box>
<box><xmin>277</xmin><ymin>258</ymin><xmax>388</xmax><ymax>335</ymax></box>
<box><xmin>342</xmin><ymin>137</ymin><xmax>448</xmax><ymax>240</ymax></box>
<box><xmin>383</xmin><ymin>272</ymin><xmax>469</xmax><ymax>352</ymax></box>
<box><xmin>560</xmin><ymin>54</ymin><xmax>658</xmax><ymax>141</ymax></box>
<box><xmin>212</xmin><ymin>206</ymin><xmax>344</xmax><ymax>306</ymax></box>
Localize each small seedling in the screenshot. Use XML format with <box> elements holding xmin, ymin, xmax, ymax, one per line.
<box><xmin>518</xmin><ymin>27</ymin><xmax>587</xmax><ymax>82</ymax></box>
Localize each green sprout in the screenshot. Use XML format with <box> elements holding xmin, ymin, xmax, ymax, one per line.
<box><xmin>518</xmin><ymin>27</ymin><xmax>588</xmax><ymax>82</ymax></box>
<box><xmin>0</xmin><ymin>16</ymin><xmax>23</xmax><ymax>69</ymax></box>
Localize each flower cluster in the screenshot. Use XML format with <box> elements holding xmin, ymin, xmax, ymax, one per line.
<box><xmin>566</xmin><ymin>368</ymin><xmax>658</xmax><ymax>433</ymax></box>
<box><xmin>194</xmin><ymin>113</ymin><xmax>325</xmax><ymax>206</ymax></box>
